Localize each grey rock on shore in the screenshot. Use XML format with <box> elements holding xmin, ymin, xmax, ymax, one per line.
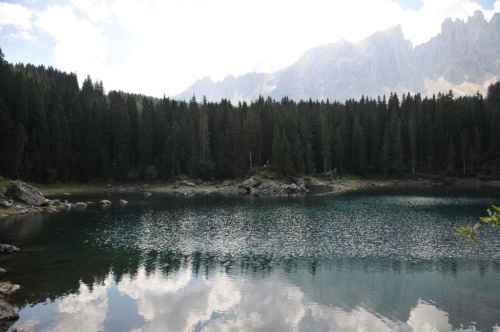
<box><xmin>5</xmin><ymin>181</ymin><xmax>46</xmax><ymax>206</ymax></box>
<box><xmin>0</xmin><ymin>284</ymin><xmax>20</xmax><ymax>296</ymax></box>
<box><xmin>0</xmin><ymin>300</ymin><xmax>18</xmax><ymax>322</ymax></box>
<box><xmin>242</xmin><ymin>177</ymin><xmax>262</xmax><ymax>191</ymax></box>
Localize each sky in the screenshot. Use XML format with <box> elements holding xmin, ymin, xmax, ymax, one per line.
<box><xmin>0</xmin><ymin>0</ymin><xmax>499</xmax><ymax>98</ymax></box>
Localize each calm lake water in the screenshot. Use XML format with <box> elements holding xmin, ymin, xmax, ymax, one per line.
<box><xmin>1</xmin><ymin>187</ymin><xmax>500</xmax><ymax>332</ymax></box>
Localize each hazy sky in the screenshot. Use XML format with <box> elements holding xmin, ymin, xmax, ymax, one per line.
<box><xmin>0</xmin><ymin>0</ymin><xmax>499</xmax><ymax>97</ymax></box>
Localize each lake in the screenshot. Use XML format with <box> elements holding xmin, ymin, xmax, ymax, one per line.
<box><xmin>1</xmin><ymin>187</ymin><xmax>500</xmax><ymax>332</ymax></box>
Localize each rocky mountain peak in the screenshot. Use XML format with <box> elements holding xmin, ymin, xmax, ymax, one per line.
<box><xmin>176</xmin><ymin>12</ymin><xmax>500</xmax><ymax>103</ymax></box>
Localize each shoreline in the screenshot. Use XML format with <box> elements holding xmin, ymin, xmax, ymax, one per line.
<box><xmin>1</xmin><ymin>177</ymin><xmax>500</xmax><ymax>218</ymax></box>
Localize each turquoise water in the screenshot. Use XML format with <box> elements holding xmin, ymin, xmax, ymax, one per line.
<box><xmin>1</xmin><ymin>187</ymin><xmax>500</xmax><ymax>331</ymax></box>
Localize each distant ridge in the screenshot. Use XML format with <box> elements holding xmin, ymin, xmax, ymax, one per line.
<box><xmin>176</xmin><ymin>11</ymin><xmax>500</xmax><ymax>103</ymax></box>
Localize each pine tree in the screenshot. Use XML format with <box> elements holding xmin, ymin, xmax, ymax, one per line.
<box><xmin>446</xmin><ymin>136</ymin><xmax>457</xmax><ymax>173</ymax></box>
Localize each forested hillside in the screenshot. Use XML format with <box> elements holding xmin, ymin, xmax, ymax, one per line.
<box><xmin>1</xmin><ymin>49</ymin><xmax>500</xmax><ymax>183</ymax></box>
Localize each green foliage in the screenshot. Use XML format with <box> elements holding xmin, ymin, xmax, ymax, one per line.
<box><xmin>456</xmin><ymin>205</ymin><xmax>500</xmax><ymax>265</ymax></box>
<box><xmin>1</xmin><ymin>50</ymin><xmax>500</xmax><ymax>182</ymax></box>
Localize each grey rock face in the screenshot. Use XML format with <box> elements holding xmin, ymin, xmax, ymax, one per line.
<box><xmin>5</xmin><ymin>181</ymin><xmax>46</xmax><ymax>206</ymax></box>
<box><xmin>415</xmin><ymin>11</ymin><xmax>500</xmax><ymax>86</ymax></box>
<box><xmin>177</xmin><ymin>12</ymin><xmax>500</xmax><ymax>103</ymax></box>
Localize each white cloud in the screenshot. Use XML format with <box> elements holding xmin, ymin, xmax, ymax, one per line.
<box><xmin>0</xmin><ymin>2</ymin><xmax>35</xmax><ymax>40</ymax></box>
<box><xmin>34</xmin><ymin>4</ymin><xmax>107</xmax><ymax>82</ymax></box>
<box><xmin>1</xmin><ymin>0</ymin><xmax>498</xmax><ymax>96</ymax></box>
<box><xmin>49</xmin><ymin>278</ymin><xmax>110</xmax><ymax>332</ymax></box>
<box><xmin>69</xmin><ymin>0</ymin><xmax>110</xmax><ymax>23</ymax></box>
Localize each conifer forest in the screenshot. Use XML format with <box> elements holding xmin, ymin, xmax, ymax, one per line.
<box><xmin>1</xmin><ymin>49</ymin><xmax>500</xmax><ymax>183</ymax></box>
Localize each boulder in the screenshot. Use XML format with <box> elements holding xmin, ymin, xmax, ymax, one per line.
<box><xmin>180</xmin><ymin>181</ymin><xmax>196</xmax><ymax>187</ymax></box>
<box><xmin>0</xmin><ymin>284</ymin><xmax>20</xmax><ymax>296</ymax></box>
<box><xmin>284</xmin><ymin>183</ymin><xmax>300</xmax><ymax>194</ymax></box>
<box><xmin>74</xmin><ymin>202</ymin><xmax>87</xmax><ymax>209</ymax></box>
<box><xmin>52</xmin><ymin>200</ymin><xmax>61</xmax><ymax>207</ymax></box>
<box><xmin>0</xmin><ymin>188</ymin><xmax>6</xmax><ymax>199</ymax></box>
<box><xmin>241</xmin><ymin>177</ymin><xmax>262</xmax><ymax>191</ymax></box>
<box><xmin>173</xmin><ymin>181</ymin><xmax>180</xmax><ymax>189</ymax></box>
<box><xmin>294</xmin><ymin>179</ymin><xmax>307</xmax><ymax>192</ymax></box>
<box><xmin>250</xmin><ymin>188</ymin><xmax>260</xmax><ymax>196</ymax></box>
<box><xmin>0</xmin><ymin>244</ymin><xmax>20</xmax><ymax>254</ymax></box>
<box><xmin>100</xmin><ymin>200</ymin><xmax>112</xmax><ymax>205</ymax></box>
<box><xmin>0</xmin><ymin>268</ymin><xmax>5</xmax><ymax>276</ymax></box>
<box><xmin>5</xmin><ymin>181</ymin><xmax>46</xmax><ymax>206</ymax></box>
<box><xmin>144</xmin><ymin>192</ymin><xmax>152</xmax><ymax>197</ymax></box>
<box><xmin>119</xmin><ymin>199</ymin><xmax>128</xmax><ymax>205</ymax></box>
<box><xmin>0</xmin><ymin>299</ymin><xmax>18</xmax><ymax>321</ymax></box>
<box><xmin>0</xmin><ymin>201</ymin><xmax>12</xmax><ymax>208</ymax></box>
<box><xmin>304</xmin><ymin>179</ymin><xmax>329</xmax><ymax>191</ymax></box>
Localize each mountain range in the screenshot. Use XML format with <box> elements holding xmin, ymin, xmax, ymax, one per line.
<box><xmin>176</xmin><ymin>11</ymin><xmax>500</xmax><ymax>103</ymax></box>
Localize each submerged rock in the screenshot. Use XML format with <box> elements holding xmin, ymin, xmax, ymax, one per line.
<box><xmin>5</xmin><ymin>181</ymin><xmax>46</xmax><ymax>206</ymax></box>
<box><xmin>0</xmin><ymin>244</ymin><xmax>20</xmax><ymax>254</ymax></box>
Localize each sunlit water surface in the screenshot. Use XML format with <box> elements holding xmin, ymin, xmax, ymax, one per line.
<box><xmin>1</xmin><ymin>187</ymin><xmax>500</xmax><ymax>332</ymax></box>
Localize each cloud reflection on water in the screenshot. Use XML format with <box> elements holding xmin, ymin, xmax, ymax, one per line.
<box><xmin>12</xmin><ymin>263</ymin><xmax>491</xmax><ymax>332</ymax></box>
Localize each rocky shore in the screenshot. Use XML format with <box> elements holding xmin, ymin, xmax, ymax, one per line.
<box><xmin>0</xmin><ymin>244</ymin><xmax>34</xmax><ymax>332</ymax></box>
<box><xmin>2</xmin><ymin>176</ymin><xmax>500</xmax><ymax>217</ymax></box>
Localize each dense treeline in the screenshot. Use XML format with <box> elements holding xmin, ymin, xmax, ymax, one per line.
<box><xmin>1</xmin><ymin>49</ymin><xmax>500</xmax><ymax>183</ymax></box>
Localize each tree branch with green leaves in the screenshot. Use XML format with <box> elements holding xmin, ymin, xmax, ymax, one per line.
<box><xmin>456</xmin><ymin>205</ymin><xmax>500</xmax><ymax>266</ymax></box>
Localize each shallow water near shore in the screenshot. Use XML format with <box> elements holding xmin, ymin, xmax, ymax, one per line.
<box><xmin>1</xmin><ymin>187</ymin><xmax>500</xmax><ymax>331</ymax></box>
